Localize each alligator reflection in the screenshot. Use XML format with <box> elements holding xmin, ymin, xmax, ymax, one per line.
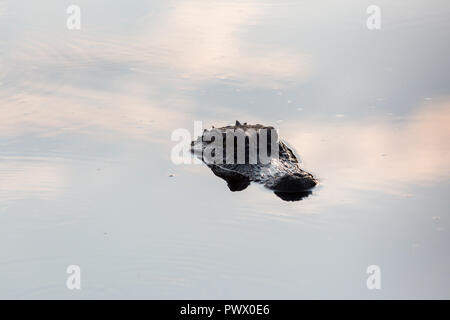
<box><xmin>211</xmin><ymin>166</ymin><xmax>312</xmax><ymax>201</ymax></box>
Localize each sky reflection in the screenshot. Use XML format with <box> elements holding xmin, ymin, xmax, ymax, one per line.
<box><xmin>0</xmin><ymin>0</ymin><xmax>449</xmax><ymax>299</ymax></box>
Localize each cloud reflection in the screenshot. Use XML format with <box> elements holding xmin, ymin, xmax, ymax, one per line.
<box><xmin>0</xmin><ymin>85</ymin><xmax>190</xmax><ymax>141</ymax></box>
<box><xmin>0</xmin><ymin>158</ymin><xmax>65</xmax><ymax>199</ymax></box>
<box><xmin>283</xmin><ymin>101</ymin><xmax>450</xmax><ymax>195</ymax></box>
<box><xmin>142</xmin><ymin>0</ymin><xmax>312</xmax><ymax>86</ymax></box>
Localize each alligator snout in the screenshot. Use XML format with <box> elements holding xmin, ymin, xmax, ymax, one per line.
<box><xmin>269</xmin><ymin>172</ymin><xmax>317</xmax><ymax>193</ymax></box>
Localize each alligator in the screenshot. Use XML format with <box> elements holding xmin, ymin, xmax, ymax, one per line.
<box><xmin>190</xmin><ymin>121</ymin><xmax>317</xmax><ymax>201</ymax></box>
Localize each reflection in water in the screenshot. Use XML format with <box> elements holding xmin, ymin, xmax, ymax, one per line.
<box><xmin>210</xmin><ymin>163</ymin><xmax>312</xmax><ymax>202</ymax></box>
<box><xmin>283</xmin><ymin>101</ymin><xmax>450</xmax><ymax>197</ymax></box>
<box><xmin>274</xmin><ymin>191</ymin><xmax>312</xmax><ymax>202</ymax></box>
<box><xmin>210</xmin><ymin>166</ymin><xmax>250</xmax><ymax>192</ymax></box>
<box><xmin>0</xmin><ymin>0</ymin><xmax>449</xmax><ymax>299</ymax></box>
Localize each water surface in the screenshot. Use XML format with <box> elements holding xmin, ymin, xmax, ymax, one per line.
<box><xmin>0</xmin><ymin>0</ymin><xmax>449</xmax><ymax>299</ymax></box>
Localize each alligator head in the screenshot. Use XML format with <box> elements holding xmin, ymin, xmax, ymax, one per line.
<box><xmin>191</xmin><ymin>121</ymin><xmax>317</xmax><ymax>201</ymax></box>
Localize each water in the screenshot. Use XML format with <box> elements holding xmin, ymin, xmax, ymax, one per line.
<box><xmin>0</xmin><ymin>0</ymin><xmax>449</xmax><ymax>299</ymax></box>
